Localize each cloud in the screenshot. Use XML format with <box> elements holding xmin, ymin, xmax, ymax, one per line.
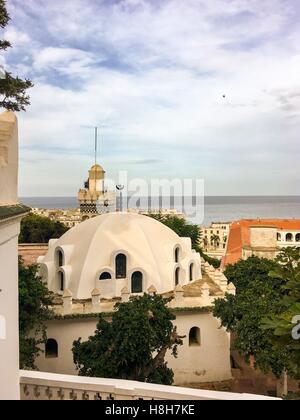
<box><xmin>4</xmin><ymin>27</ymin><xmax>30</xmax><ymax>46</ymax></box>
<box><xmin>32</xmin><ymin>47</ymin><xmax>99</xmax><ymax>77</ymax></box>
<box><xmin>127</xmin><ymin>159</ymin><xmax>163</xmax><ymax>165</ymax></box>
<box><xmin>2</xmin><ymin>0</ymin><xmax>300</xmax><ymax>196</ymax></box>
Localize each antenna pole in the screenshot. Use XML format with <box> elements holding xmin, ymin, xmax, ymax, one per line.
<box><xmin>94</xmin><ymin>127</ymin><xmax>98</xmax><ymax>192</ymax></box>
<box><xmin>95</xmin><ymin>126</ymin><xmax>98</xmax><ymax>167</ymax></box>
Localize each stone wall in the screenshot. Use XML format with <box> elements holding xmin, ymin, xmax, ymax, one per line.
<box><xmin>19</xmin><ymin>244</ymin><xmax>48</xmax><ymax>266</ymax></box>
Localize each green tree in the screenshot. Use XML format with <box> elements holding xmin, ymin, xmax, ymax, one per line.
<box><xmin>73</xmin><ymin>294</ymin><xmax>183</xmax><ymax>385</ymax></box>
<box><xmin>0</xmin><ymin>0</ymin><xmax>33</xmax><ymax>111</ymax></box>
<box><xmin>19</xmin><ymin>257</ymin><xmax>53</xmax><ymax>369</ymax></box>
<box><xmin>19</xmin><ymin>213</ymin><xmax>69</xmax><ymax>243</ymax></box>
<box><xmin>213</xmin><ymin>256</ymin><xmax>289</xmax><ymax>377</ymax></box>
<box><xmin>211</xmin><ymin>234</ymin><xmax>220</xmax><ymax>249</ymax></box>
<box><xmin>262</xmin><ymin>248</ymin><xmax>300</xmax><ymax>381</ymax></box>
<box><xmin>148</xmin><ymin>213</ymin><xmax>201</xmax><ymax>249</ymax></box>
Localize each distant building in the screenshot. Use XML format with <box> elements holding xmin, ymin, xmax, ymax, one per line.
<box><xmin>31</xmin><ymin>208</ymin><xmax>82</xmax><ymax>228</ymax></box>
<box><xmin>222</xmin><ymin>219</ymin><xmax>300</xmax><ymax>268</ymax></box>
<box><xmin>78</xmin><ymin>164</ymin><xmax>116</xmax><ymax>219</ymax></box>
<box><xmin>0</xmin><ymin>111</ymin><xmax>29</xmax><ymax>400</ymax></box>
<box><xmin>200</xmin><ymin>222</ymin><xmax>231</xmax><ymax>260</ymax></box>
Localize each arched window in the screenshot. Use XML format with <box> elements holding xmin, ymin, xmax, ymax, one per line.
<box><xmin>175</xmin><ymin>247</ymin><xmax>180</xmax><ymax>263</ymax></box>
<box><xmin>189</xmin><ymin>263</ymin><xmax>194</xmax><ymax>282</ymax></box>
<box><xmin>296</xmin><ymin>234</ymin><xmax>300</xmax><ymax>242</ymax></box>
<box><xmin>277</xmin><ymin>233</ymin><xmax>281</xmax><ymax>241</ymax></box>
<box><xmin>286</xmin><ymin>233</ymin><xmax>293</xmax><ymax>242</ymax></box>
<box><xmin>131</xmin><ymin>271</ymin><xmax>143</xmax><ymax>293</ymax></box>
<box><xmin>56</xmin><ymin>249</ymin><xmax>64</xmax><ymax>268</ymax></box>
<box><xmin>58</xmin><ymin>271</ymin><xmax>64</xmax><ymax>292</ymax></box>
<box><xmin>116</xmin><ymin>254</ymin><xmax>127</xmax><ymax>279</ymax></box>
<box><xmin>45</xmin><ymin>339</ymin><xmax>58</xmax><ymax>358</ymax></box>
<box><xmin>99</xmin><ymin>272</ymin><xmax>112</xmax><ymax>280</ymax></box>
<box><xmin>189</xmin><ymin>327</ymin><xmax>201</xmax><ymax>347</ymax></box>
<box><xmin>175</xmin><ymin>267</ymin><xmax>180</xmax><ymax>286</ymax></box>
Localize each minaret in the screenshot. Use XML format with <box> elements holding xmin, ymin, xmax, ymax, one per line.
<box><xmin>78</xmin><ymin>164</ymin><xmax>106</xmax><ymax>218</ymax></box>
<box><xmin>78</xmin><ymin>128</ymin><xmax>115</xmax><ymax>219</ymax></box>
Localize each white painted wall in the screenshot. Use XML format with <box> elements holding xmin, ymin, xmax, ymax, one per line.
<box><xmin>0</xmin><ymin>111</ymin><xmax>22</xmax><ymax>400</ymax></box>
<box><xmin>0</xmin><ymin>221</ymin><xmax>21</xmax><ymax>400</ymax></box>
<box><xmin>166</xmin><ymin>313</ymin><xmax>232</xmax><ymax>385</ymax></box>
<box><xmin>0</xmin><ymin>112</ymin><xmax>18</xmax><ymax>205</ymax></box>
<box><xmin>36</xmin><ymin>312</ymin><xmax>232</xmax><ymax>385</ymax></box>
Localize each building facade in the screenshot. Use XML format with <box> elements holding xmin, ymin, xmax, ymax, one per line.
<box><xmin>200</xmin><ymin>222</ymin><xmax>231</xmax><ymax>260</ymax></box>
<box><xmin>223</xmin><ymin>219</ymin><xmax>300</xmax><ymax>268</ymax></box>
<box><xmin>0</xmin><ymin>111</ymin><xmax>29</xmax><ymax>400</ymax></box>
<box><xmin>36</xmin><ymin>212</ymin><xmax>234</xmax><ymax>385</ymax></box>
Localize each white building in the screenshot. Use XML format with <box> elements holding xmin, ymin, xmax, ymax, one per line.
<box><xmin>37</xmin><ymin>212</ymin><xmax>234</xmax><ymax>385</ymax></box>
<box><xmin>40</xmin><ymin>212</ymin><xmax>202</xmax><ymax>299</ymax></box>
<box><xmin>0</xmin><ymin>111</ymin><xmax>29</xmax><ymax>400</ymax></box>
<box><xmin>0</xmin><ymin>110</ymin><xmax>277</xmax><ymax>400</ymax></box>
<box><xmin>200</xmin><ymin>222</ymin><xmax>231</xmax><ymax>260</ymax></box>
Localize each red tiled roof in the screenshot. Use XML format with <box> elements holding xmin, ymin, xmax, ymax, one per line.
<box><xmin>222</xmin><ymin>219</ymin><xmax>300</xmax><ymax>268</ymax></box>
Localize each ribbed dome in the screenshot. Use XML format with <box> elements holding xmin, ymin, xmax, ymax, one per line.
<box><xmin>40</xmin><ymin>212</ymin><xmax>202</xmax><ymax>299</ymax></box>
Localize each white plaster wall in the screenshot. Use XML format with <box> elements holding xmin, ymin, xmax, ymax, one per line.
<box><xmin>0</xmin><ymin>112</ymin><xmax>18</xmax><ymax>204</ymax></box>
<box><xmin>250</xmin><ymin>227</ymin><xmax>277</xmax><ymax>248</ymax></box>
<box><xmin>166</xmin><ymin>313</ymin><xmax>232</xmax><ymax>385</ymax></box>
<box><xmin>36</xmin><ymin>312</ymin><xmax>231</xmax><ymax>385</ymax></box>
<box><xmin>0</xmin><ymin>220</ymin><xmax>21</xmax><ymax>400</ymax></box>
<box><xmin>36</xmin><ymin>319</ymin><xmax>99</xmax><ymax>375</ymax></box>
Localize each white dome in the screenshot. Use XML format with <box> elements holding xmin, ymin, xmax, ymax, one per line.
<box><xmin>40</xmin><ymin>212</ymin><xmax>202</xmax><ymax>299</ymax></box>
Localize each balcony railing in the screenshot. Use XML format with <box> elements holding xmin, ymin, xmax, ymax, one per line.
<box><xmin>20</xmin><ymin>371</ymin><xmax>279</xmax><ymax>400</ymax></box>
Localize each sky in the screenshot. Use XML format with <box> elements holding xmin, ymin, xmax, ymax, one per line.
<box><xmin>1</xmin><ymin>0</ymin><xmax>300</xmax><ymax>196</ymax></box>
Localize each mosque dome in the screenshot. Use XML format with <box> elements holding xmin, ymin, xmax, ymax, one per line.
<box><xmin>39</xmin><ymin>212</ymin><xmax>202</xmax><ymax>300</ymax></box>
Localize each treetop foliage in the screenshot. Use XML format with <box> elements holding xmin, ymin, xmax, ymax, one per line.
<box><xmin>73</xmin><ymin>294</ymin><xmax>183</xmax><ymax>385</ymax></box>
<box><xmin>262</xmin><ymin>248</ymin><xmax>300</xmax><ymax>380</ymax></box>
<box><xmin>19</xmin><ymin>213</ymin><xmax>69</xmax><ymax>243</ymax></box>
<box><xmin>213</xmin><ymin>255</ymin><xmax>290</xmax><ymax>377</ymax></box>
<box><xmin>0</xmin><ymin>0</ymin><xmax>33</xmax><ymax>111</ymax></box>
<box><xmin>19</xmin><ymin>257</ymin><xmax>54</xmax><ymax>369</ymax></box>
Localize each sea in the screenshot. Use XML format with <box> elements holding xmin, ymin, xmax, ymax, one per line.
<box><xmin>20</xmin><ymin>196</ymin><xmax>300</xmax><ymax>227</ymax></box>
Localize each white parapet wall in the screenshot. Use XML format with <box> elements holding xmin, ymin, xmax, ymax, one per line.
<box><xmin>20</xmin><ymin>371</ymin><xmax>280</xmax><ymax>401</ymax></box>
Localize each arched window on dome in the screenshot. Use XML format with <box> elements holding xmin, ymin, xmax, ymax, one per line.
<box><xmin>99</xmin><ymin>272</ymin><xmax>112</xmax><ymax>281</ymax></box>
<box><xmin>277</xmin><ymin>233</ymin><xmax>281</xmax><ymax>241</ymax></box>
<box><xmin>58</xmin><ymin>271</ymin><xmax>64</xmax><ymax>292</ymax></box>
<box><xmin>189</xmin><ymin>327</ymin><xmax>201</xmax><ymax>347</ymax></box>
<box><xmin>45</xmin><ymin>339</ymin><xmax>58</xmax><ymax>358</ymax></box>
<box><xmin>175</xmin><ymin>267</ymin><xmax>180</xmax><ymax>286</ymax></box>
<box><xmin>286</xmin><ymin>233</ymin><xmax>293</xmax><ymax>242</ymax></box>
<box><xmin>116</xmin><ymin>254</ymin><xmax>127</xmax><ymax>279</ymax></box>
<box><xmin>175</xmin><ymin>247</ymin><xmax>180</xmax><ymax>263</ymax></box>
<box><xmin>131</xmin><ymin>271</ymin><xmax>143</xmax><ymax>293</ymax></box>
<box><xmin>189</xmin><ymin>263</ymin><xmax>194</xmax><ymax>282</ymax></box>
<box><xmin>296</xmin><ymin>233</ymin><xmax>300</xmax><ymax>242</ymax></box>
<box><xmin>56</xmin><ymin>249</ymin><xmax>64</xmax><ymax>268</ymax></box>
